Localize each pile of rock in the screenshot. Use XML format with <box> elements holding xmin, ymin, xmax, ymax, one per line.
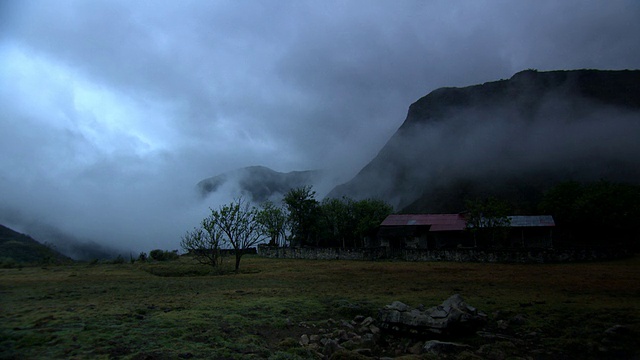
<box><xmin>377</xmin><ymin>294</ymin><xmax>487</xmax><ymax>337</ymax></box>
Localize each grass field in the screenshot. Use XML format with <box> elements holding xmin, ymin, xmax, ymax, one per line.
<box><xmin>1</xmin><ymin>255</ymin><xmax>639</xmax><ymax>359</ymax></box>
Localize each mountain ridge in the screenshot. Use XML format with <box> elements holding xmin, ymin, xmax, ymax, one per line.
<box><xmin>327</xmin><ymin>69</ymin><xmax>640</xmax><ymax>212</ymax></box>
<box><xmin>0</xmin><ymin>224</ymin><xmax>72</xmax><ymax>264</ymax></box>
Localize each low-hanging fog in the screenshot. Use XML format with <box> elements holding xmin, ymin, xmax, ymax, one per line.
<box><xmin>1</xmin><ymin>1</ymin><xmax>639</xmax><ymax>258</ymax></box>
<box><xmin>336</xmin><ymin>90</ymin><xmax>640</xmax><ymax>212</ymax></box>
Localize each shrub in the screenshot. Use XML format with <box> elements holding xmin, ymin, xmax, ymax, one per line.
<box><xmin>0</xmin><ymin>257</ymin><xmax>18</xmax><ymax>269</ymax></box>
<box><xmin>149</xmin><ymin>249</ymin><xmax>163</xmax><ymax>260</ymax></box>
<box><xmin>138</xmin><ymin>252</ymin><xmax>148</xmax><ymax>262</ymax></box>
<box><xmin>149</xmin><ymin>249</ymin><xmax>180</xmax><ymax>261</ymax></box>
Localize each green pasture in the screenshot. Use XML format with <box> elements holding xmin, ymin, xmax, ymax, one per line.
<box><xmin>1</xmin><ymin>255</ymin><xmax>638</xmax><ymax>359</ymax></box>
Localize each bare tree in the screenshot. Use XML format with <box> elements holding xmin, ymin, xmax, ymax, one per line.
<box><xmin>213</xmin><ymin>197</ymin><xmax>265</xmax><ymax>271</ymax></box>
<box><xmin>180</xmin><ymin>215</ymin><xmax>225</xmax><ymax>267</ymax></box>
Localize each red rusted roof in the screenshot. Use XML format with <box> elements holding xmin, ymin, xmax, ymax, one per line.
<box><xmin>380</xmin><ymin>214</ymin><xmax>467</xmax><ymax>231</ymax></box>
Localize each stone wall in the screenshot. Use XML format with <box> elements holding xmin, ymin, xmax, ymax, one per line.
<box><xmin>257</xmin><ymin>245</ymin><xmax>632</xmax><ymax>263</ymax></box>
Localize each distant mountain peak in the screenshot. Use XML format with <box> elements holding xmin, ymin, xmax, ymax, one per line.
<box><xmin>197</xmin><ymin>165</ymin><xmax>324</xmax><ymax>203</ymax></box>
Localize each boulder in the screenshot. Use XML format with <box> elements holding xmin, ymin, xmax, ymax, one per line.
<box><xmin>299</xmin><ymin>334</ymin><xmax>310</xmax><ymax>346</ymax></box>
<box><xmin>378</xmin><ymin>294</ymin><xmax>486</xmax><ymax>337</ymax></box>
<box><xmin>323</xmin><ymin>339</ymin><xmax>343</xmax><ymax>357</ymax></box>
<box><xmin>422</xmin><ymin>340</ymin><xmax>470</xmax><ymax>355</ymax></box>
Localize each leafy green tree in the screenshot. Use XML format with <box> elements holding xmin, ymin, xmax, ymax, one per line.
<box><xmin>465</xmin><ymin>197</ymin><xmax>512</xmax><ymax>248</ymax></box>
<box><xmin>538</xmin><ymin>181</ymin><xmax>582</xmax><ymax>229</ymax></box>
<box><xmin>540</xmin><ymin>180</ymin><xmax>640</xmax><ymax>247</ymax></box>
<box><xmin>319</xmin><ymin>197</ymin><xmax>354</xmax><ymax>248</ymax></box>
<box><xmin>352</xmin><ymin>198</ymin><xmax>394</xmax><ymax>248</ymax></box>
<box><xmin>317</xmin><ymin>197</ymin><xmax>393</xmax><ymax>248</ymax></box>
<box><xmin>256</xmin><ymin>200</ymin><xmax>289</xmax><ymax>247</ymax></box>
<box><xmin>284</xmin><ymin>186</ymin><xmax>320</xmax><ymax>246</ymax></box>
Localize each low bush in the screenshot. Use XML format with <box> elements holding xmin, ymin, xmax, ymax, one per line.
<box><xmin>111</xmin><ymin>255</ymin><xmax>125</xmax><ymax>264</ymax></box>
<box><xmin>0</xmin><ymin>257</ymin><xmax>18</xmax><ymax>269</ymax></box>
<box><xmin>149</xmin><ymin>249</ymin><xmax>180</xmax><ymax>261</ymax></box>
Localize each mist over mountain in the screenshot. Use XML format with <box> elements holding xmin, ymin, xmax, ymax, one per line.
<box><xmin>0</xmin><ymin>224</ymin><xmax>72</xmax><ymax>264</ymax></box>
<box><xmin>0</xmin><ymin>214</ymin><xmax>128</xmax><ymax>261</ymax></box>
<box><xmin>197</xmin><ymin>166</ymin><xmax>328</xmax><ymax>204</ymax></box>
<box><xmin>328</xmin><ymin>69</ymin><xmax>640</xmax><ymax>213</ymax></box>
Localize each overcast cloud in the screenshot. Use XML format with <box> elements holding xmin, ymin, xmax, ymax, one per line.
<box><xmin>1</xmin><ymin>0</ymin><xmax>639</xmax><ymax>257</ymax></box>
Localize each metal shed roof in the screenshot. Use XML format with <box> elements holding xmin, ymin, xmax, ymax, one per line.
<box><xmin>508</xmin><ymin>215</ymin><xmax>555</xmax><ymax>227</ymax></box>
<box><xmin>381</xmin><ymin>214</ymin><xmax>555</xmax><ymax>231</ymax></box>
<box><xmin>380</xmin><ymin>214</ymin><xmax>467</xmax><ymax>231</ymax></box>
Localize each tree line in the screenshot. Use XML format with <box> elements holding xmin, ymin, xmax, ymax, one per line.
<box><xmin>465</xmin><ymin>180</ymin><xmax>640</xmax><ymax>249</ymax></box>
<box><xmin>180</xmin><ymin>185</ymin><xmax>393</xmax><ymax>270</ymax></box>
<box><xmin>181</xmin><ymin>180</ymin><xmax>639</xmax><ymax>270</ymax></box>
<box><xmin>539</xmin><ymin>180</ymin><xmax>640</xmax><ymax>248</ymax></box>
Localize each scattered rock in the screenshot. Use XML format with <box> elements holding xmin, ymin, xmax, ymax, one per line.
<box><xmin>476</xmin><ymin>341</ymin><xmax>517</xmax><ymax>359</ymax></box>
<box><xmin>407</xmin><ymin>341</ymin><xmax>423</xmax><ymax>354</ymax></box>
<box><xmin>599</xmin><ymin>324</ymin><xmax>635</xmax><ymax>356</ymax></box>
<box><xmin>369</xmin><ymin>324</ymin><xmax>380</xmax><ymax>335</ymax></box>
<box><xmin>353</xmin><ymin>348</ymin><xmax>372</xmax><ymax>357</ymax></box>
<box><xmin>509</xmin><ymin>314</ymin><xmax>527</xmax><ymax>326</ymax></box>
<box><xmin>422</xmin><ymin>340</ymin><xmax>470</xmax><ymax>355</ymax></box>
<box><xmin>323</xmin><ymin>339</ymin><xmax>343</xmax><ymax>357</ymax></box>
<box><xmin>328</xmin><ymin>349</ymin><xmax>370</xmax><ymax>360</ymax></box>
<box><xmin>291</xmin><ymin>295</ymin><xmax>557</xmax><ymax>359</ymax></box>
<box><xmin>299</xmin><ymin>334</ymin><xmax>309</xmax><ymax>346</ymax></box>
<box><xmin>341</xmin><ymin>320</ymin><xmax>355</xmax><ymax>329</ymax></box>
<box><xmin>604</xmin><ymin>324</ymin><xmax>630</xmax><ymax>336</ymax></box>
<box><xmin>361</xmin><ymin>316</ymin><xmax>375</xmax><ymax>327</ymax></box>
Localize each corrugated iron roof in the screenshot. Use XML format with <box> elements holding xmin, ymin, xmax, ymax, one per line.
<box><xmin>381</xmin><ymin>214</ymin><xmax>467</xmax><ymax>231</ymax></box>
<box><xmin>381</xmin><ymin>214</ymin><xmax>555</xmax><ymax>231</ymax></box>
<box><xmin>508</xmin><ymin>215</ymin><xmax>555</xmax><ymax>227</ymax></box>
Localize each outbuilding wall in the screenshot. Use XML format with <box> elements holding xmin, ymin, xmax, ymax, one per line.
<box><xmin>257</xmin><ymin>245</ymin><xmax>631</xmax><ymax>263</ymax></box>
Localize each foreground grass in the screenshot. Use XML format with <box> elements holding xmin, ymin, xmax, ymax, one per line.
<box><xmin>1</xmin><ymin>255</ymin><xmax>639</xmax><ymax>359</ymax></box>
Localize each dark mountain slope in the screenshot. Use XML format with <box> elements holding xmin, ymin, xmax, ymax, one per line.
<box><xmin>328</xmin><ymin>69</ymin><xmax>640</xmax><ymax>212</ymax></box>
<box><xmin>197</xmin><ymin>165</ymin><xmax>324</xmax><ymax>203</ymax></box>
<box><xmin>0</xmin><ymin>224</ymin><xmax>72</xmax><ymax>264</ymax></box>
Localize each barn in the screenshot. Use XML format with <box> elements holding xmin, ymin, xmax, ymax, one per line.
<box><xmin>377</xmin><ymin>214</ymin><xmax>555</xmax><ymax>250</ymax></box>
<box><xmin>506</xmin><ymin>215</ymin><xmax>555</xmax><ymax>249</ymax></box>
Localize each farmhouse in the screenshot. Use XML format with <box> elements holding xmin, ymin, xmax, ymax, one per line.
<box><xmin>377</xmin><ymin>214</ymin><xmax>555</xmax><ymax>250</ymax></box>
<box><xmin>376</xmin><ymin>214</ymin><xmax>471</xmax><ymax>250</ymax></box>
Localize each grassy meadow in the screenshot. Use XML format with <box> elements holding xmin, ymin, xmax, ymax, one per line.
<box><xmin>1</xmin><ymin>255</ymin><xmax>639</xmax><ymax>359</ymax></box>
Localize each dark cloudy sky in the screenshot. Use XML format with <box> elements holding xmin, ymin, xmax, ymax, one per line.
<box><xmin>1</xmin><ymin>0</ymin><xmax>639</xmax><ymax>256</ymax></box>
